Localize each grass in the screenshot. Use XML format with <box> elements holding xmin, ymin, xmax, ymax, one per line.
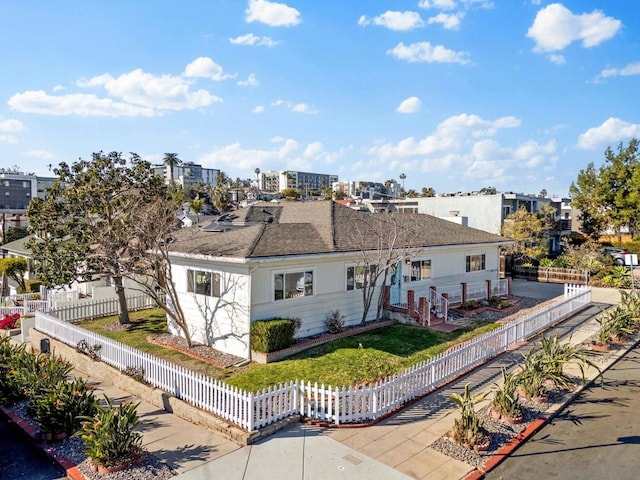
<box><xmin>78</xmin><ymin>309</ymin><xmax>500</xmax><ymax>392</ymax></box>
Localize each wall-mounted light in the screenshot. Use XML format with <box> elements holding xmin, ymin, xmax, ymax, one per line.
<box><xmin>405</xmin><ymin>259</ymin><xmax>412</xmax><ymax>265</ymax></box>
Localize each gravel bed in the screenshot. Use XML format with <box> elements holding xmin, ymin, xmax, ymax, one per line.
<box><xmin>429</xmin><ymin>387</ymin><xmax>570</xmax><ymax>468</ymax></box>
<box><xmin>8</xmin><ymin>400</ymin><xmax>175</xmax><ymax>480</ymax></box>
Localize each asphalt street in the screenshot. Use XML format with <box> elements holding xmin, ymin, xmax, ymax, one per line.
<box><xmin>485</xmin><ymin>340</ymin><xmax>640</xmax><ymax>480</ymax></box>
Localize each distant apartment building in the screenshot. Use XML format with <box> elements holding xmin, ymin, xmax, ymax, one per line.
<box><xmin>153</xmin><ymin>162</ymin><xmax>220</xmax><ymax>189</ymax></box>
<box><xmin>0</xmin><ymin>169</ymin><xmax>39</xmax><ymax>243</ymax></box>
<box><xmin>332</xmin><ymin>181</ymin><xmax>388</xmax><ymax>199</ymax></box>
<box><xmin>261</xmin><ymin>170</ymin><xmax>339</xmax><ymax>196</ymax></box>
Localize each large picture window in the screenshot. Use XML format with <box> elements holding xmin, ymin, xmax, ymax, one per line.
<box><xmin>187</xmin><ymin>269</ymin><xmax>221</xmax><ymax>297</ymax></box>
<box><xmin>466</xmin><ymin>254</ymin><xmax>486</xmax><ymax>272</ymax></box>
<box><xmin>274</xmin><ymin>270</ymin><xmax>313</xmax><ymax>300</ymax></box>
<box><xmin>407</xmin><ymin>259</ymin><xmax>431</xmax><ymax>282</ymax></box>
<box><xmin>346</xmin><ymin>265</ymin><xmax>376</xmax><ymax>291</ymax></box>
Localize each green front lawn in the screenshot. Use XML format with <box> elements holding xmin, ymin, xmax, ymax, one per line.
<box><xmin>78</xmin><ymin>310</ymin><xmax>499</xmax><ymax>392</ymax></box>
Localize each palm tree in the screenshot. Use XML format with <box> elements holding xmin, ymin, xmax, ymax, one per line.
<box><xmin>399</xmin><ymin>173</ymin><xmax>406</xmax><ymax>198</ymax></box>
<box><xmin>190</xmin><ymin>197</ymin><xmax>204</xmax><ymax>224</ymax></box>
<box><xmin>163</xmin><ymin>153</ymin><xmax>181</xmax><ymax>183</ymax></box>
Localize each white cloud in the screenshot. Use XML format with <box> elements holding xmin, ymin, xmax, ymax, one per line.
<box><xmin>78</xmin><ymin>67</ymin><xmax>222</xmax><ymax>110</ymax></box>
<box><xmin>577</xmin><ymin>118</ymin><xmax>640</xmax><ymax>150</ymax></box>
<box><xmin>238</xmin><ymin>74</ymin><xmax>259</xmax><ymax>87</ymax></box>
<box><xmin>358</xmin><ymin>11</ymin><xmax>424</xmax><ymax>31</ymax></box>
<box><xmin>368</xmin><ymin>113</ymin><xmax>521</xmax><ymax>164</ymax></box>
<box><xmin>427</xmin><ymin>13</ymin><xmax>464</xmax><ymax>30</ymax></box>
<box><xmin>271</xmin><ymin>99</ymin><xmax>318</xmax><ymax>114</ymax></box>
<box><xmin>418</xmin><ymin>0</ymin><xmax>493</xmax><ymax>10</ymax></box>
<box><xmin>8</xmin><ymin>90</ymin><xmax>156</xmax><ymax>117</ymax></box>
<box><xmin>198</xmin><ymin>139</ymin><xmax>339</xmax><ymax>174</ymax></box>
<box><xmin>304</xmin><ymin>141</ymin><xmax>323</xmax><ymax>157</ymax></box>
<box><xmin>229</xmin><ymin>33</ymin><xmax>279</xmax><ymax>47</ymax></box>
<box><xmin>396</xmin><ymin>96</ymin><xmax>422</xmax><ymax>114</ymax></box>
<box><xmin>245</xmin><ymin>0</ymin><xmax>301</xmax><ymax>27</ymax></box>
<box><xmin>527</xmin><ymin>3</ymin><xmax>622</xmax><ymax>53</ymax></box>
<box><xmin>252</xmin><ymin>105</ymin><xmax>265</xmax><ymax>113</ymax></box>
<box><xmin>0</xmin><ymin>118</ymin><xmax>25</xmax><ymax>132</ymax></box>
<box><xmin>25</xmin><ymin>149</ymin><xmax>54</xmax><ymax>160</ymax></box>
<box><xmin>387</xmin><ymin>42</ymin><xmax>471</xmax><ymax>65</ymax></box>
<box><xmin>183</xmin><ymin>57</ymin><xmax>235</xmax><ymax>81</ymax></box>
<box><xmin>418</xmin><ymin>0</ymin><xmax>456</xmax><ymax>9</ymax></box>
<box><xmin>594</xmin><ymin>61</ymin><xmax>640</xmax><ymax>82</ymax></box>
<box><xmin>52</xmin><ymin>85</ymin><xmax>66</xmax><ymax>92</ymax></box>
<box><xmin>549</xmin><ymin>54</ymin><xmax>566</xmax><ymax>65</ymax></box>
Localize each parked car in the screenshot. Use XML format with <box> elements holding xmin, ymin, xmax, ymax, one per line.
<box><xmin>604</xmin><ymin>247</ymin><xmax>633</xmax><ymax>266</ymax></box>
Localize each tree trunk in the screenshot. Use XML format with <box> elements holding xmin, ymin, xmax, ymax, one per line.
<box><xmin>113</xmin><ymin>275</ymin><xmax>130</xmax><ymax>325</ymax></box>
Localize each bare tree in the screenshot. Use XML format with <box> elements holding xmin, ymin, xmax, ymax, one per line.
<box><xmin>348</xmin><ymin>212</ymin><xmax>424</xmax><ymax>323</ymax></box>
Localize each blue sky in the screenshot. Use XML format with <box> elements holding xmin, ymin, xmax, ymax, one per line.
<box><xmin>1</xmin><ymin>0</ymin><xmax>638</xmax><ymax>197</ymax></box>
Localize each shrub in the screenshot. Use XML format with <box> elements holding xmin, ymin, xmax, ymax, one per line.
<box><xmin>76</xmin><ymin>396</ymin><xmax>143</xmax><ymax>469</ymax></box>
<box><xmin>122</xmin><ymin>366</ymin><xmax>145</xmax><ymax>383</ymax></box>
<box><xmin>251</xmin><ymin>318</ymin><xmax>301</xmax><ymax>353</ymax></box>
<box><xmin>0</xmin><ymin>336</ymin><xmax>28</xmax><ymax>406</ymax></box>
<box><xmin>32</xmin><ymin>377</ymin><xmax>98</xmax><ymax>436</ymax></box>
<box><xmin>324</xmin><ymin>310</ymin><xmax>345</xmax><ymax>334</ymax></box>
<box><xmin>0</xmin><ymin>313</ymin><xmax>20</xmax><ymax>329</ymax></box>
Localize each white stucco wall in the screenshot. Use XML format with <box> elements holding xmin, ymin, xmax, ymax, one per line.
<box><xmin>169</xmin><ymin>243</ymin><xmax>503</xmax><ymax>359</ymax></box>
<box><xmin>170</xmin><ymin>259</ymin><xmax>252</xmax><ymax>359</ymax></box>
<box><xmin>416</xmin><ymin>196</ymin><xmax>504</xmax><ymax>234</ymax></box>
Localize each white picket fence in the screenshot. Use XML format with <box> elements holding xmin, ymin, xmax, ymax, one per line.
<box><xmin>49</xmin><ymin>294</ymin><xmax>160</xmax><ymax>322</ymax></box>
<box><xmin>35</xmin><ymin>283</ymin><xmax>591</xmax><ymax>431</ymax></box>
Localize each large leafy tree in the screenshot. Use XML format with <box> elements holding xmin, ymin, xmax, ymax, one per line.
<box><xmin>27</xmin><ymin>152</ymin><xmax>171</xmax><ymax>325</ymax></box>
<box><xmin>598</xmin><ymin>139</ymin><xmax>640</xmax><ymax>239</ymax></box>
<box><xmin>500</xmin><ymin>206</ymin><xmax>549</xmax><ymax>262</ymax></box>
<box><xmin>0</xmin><ymin>257</ymin><xmax>27</xmax><ymax>292</ymax></box>
<box><xmin>569</xmin><ymin>162</ymin><xmax>606</xmax><ymax>240</ymax></box>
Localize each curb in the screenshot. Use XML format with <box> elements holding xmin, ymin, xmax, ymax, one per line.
<box><xmin>0</xmin><ymin>406</ymin><xmax>86</xmax><ymax>480</ymax></box>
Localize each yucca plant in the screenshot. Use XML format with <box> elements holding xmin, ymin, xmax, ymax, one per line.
<box><xmin>538</xmin><ymin>334</ymin><xmax>600</xmax><ymax>387</ymax></box>
<box><xmin>449</xmin><ymin>383</ymin><xmax>490</xmax><ymax>450</ymax></box>
<box><xmin>514</xmin><ymin>349</ymin><xmax>547</xmax><ymax>400</ymax></box>
<box><xmin>491</xmin><ymin>368</ymin><xmax>523</xmax><ymax>421</ymax></box>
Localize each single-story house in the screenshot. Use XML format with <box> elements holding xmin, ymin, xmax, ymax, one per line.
<box><xmin>167</xmin><ymin>201</ymin><xmax>511</xmax><ymax>359</ymax></box>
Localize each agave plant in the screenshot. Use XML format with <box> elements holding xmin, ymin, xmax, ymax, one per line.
<box><xmin>538</xmin><ymin>334</ymin><xmax>600</xmax><ymax>387</ymax></box>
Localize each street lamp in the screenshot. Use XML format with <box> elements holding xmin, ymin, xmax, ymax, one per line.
<box><xmin>399</xmin><ymin>173</ymin><xmax>406</xmax><ymax>198</ymax></box>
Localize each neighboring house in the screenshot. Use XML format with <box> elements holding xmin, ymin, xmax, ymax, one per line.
<box><xmin>1</xmin><ymin>234</ymin><xmax>35</xmax><ymax>280</ymax></box>
<box><xmin>167</xmin><ymin>201</ymin><xmax>510</xmax><ymax>359</ymax></box>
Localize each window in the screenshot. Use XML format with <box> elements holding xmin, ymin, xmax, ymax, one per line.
<box><xmin>274</xmin><ymin>270</ymin><xmax>313</xmax><ymax>300</ymax></box>
<box><xmin>466</xmin><ymin>254</ymin><xmax>486</xmax><ymax>272</ymax></box>
<box><xmin>187</xmin><ymin>269</ymin><xmax>220</xmax><ymax>297</ymax></box>
<box><xmin>23</xmin><ymin>181</ymin><xmax>30</xmax><ymax>188</ymax></box>
<box><xmin>346</xmin><ymin>265</ymin><xmax>376</xmax><ymax>291</ymax></box>
<box><xmin>409</xmin><ymin>259</ymin><xmax>431</xmax><ymax>281</ymax></box>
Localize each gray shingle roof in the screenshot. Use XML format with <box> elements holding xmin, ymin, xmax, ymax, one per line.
<box><xmin>169</xmin><ymin>201</ymin><xmax>509</xmax><ymax>259</ymax></box>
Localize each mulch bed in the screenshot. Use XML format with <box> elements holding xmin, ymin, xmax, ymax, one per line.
<box><xmin>147</xmin><ymin>333</ymin><xmax>245</xmax><ymax>369</ymax></box>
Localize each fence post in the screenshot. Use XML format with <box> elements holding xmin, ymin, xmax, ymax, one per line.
<box><xmin>485</xmin><ymin>279</ymin><xmax>491</xmax><ymax>300</ymax></box>
<box><xmin>418</xmin><ymin>297</ymin><xmax>427</xmax><ymax>326</ymax></box>
<box><xmin>461</xmin><ymin>282</ymin><xmax>467</xmax><ymax>305</ymax></box>
<box><xmin>407</xmin><ymin>290</ymin><xmax>415</xmax><ymax>317</ymax></box>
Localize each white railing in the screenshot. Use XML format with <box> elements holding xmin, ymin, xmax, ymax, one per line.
<box><xmin>49</xmin><ymin>294</ymin><xmax>159</xmax><ymax>322</ymax></box>
<box><xmin>35</xmin><ymin>284</ymin><xmax>591</xmax><ymax>431</ymax></box>
<box><xmin>438</xmin><ymin>284</ymin><xmax>463</xmax><ymax>304</ymax></box>
<box><xmin>466</xmin><ymin>281</ymin><xmax>487</xmax><ymax>302</ymax></box>
<box><xmin>491</xmin><ymin>278</ymin><xmax>509</xmax><ymax>297</ymax></box>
